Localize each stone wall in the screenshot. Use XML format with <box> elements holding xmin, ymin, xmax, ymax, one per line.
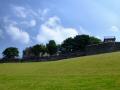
<box><xmin>1</xmin><ymin>42</ymin><xmax>120</xmax><ymax>63</ymax></box>
<box><xmin>22</xmin><ymin>51</ymin><xmax>86</xmax><ymax>62</ymax></box>
<box><xmin>86</xmin><ymin>42</ymin><xmax>120</xmax><ymax>55</ymax></box>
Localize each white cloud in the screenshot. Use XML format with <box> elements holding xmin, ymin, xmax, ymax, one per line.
<box><xmin>46</xmin><ymin>16</ymin><xmax>61</xmax><ymax>27</ymax></box>
<box><xmin>12</xmin><ymin>5</ymin><xmax>39</xmax><ymax>18</ymax></box>
<box><xmin>21</xmin><ymin>19</ymin><xmax>36</xmax><ymax>27</ymax></box>
<box><xmin>38</xmin><ymin>8</ymin><xmax>50</xmax><ymax>21</ymax></box>
<box><xmin>110</xmin><ymin>26</ymin><xmax>120</xmax><ymax>32</ymax></box>
<box><xmin>3</xmin><ymin>16</ymin><xmax>17</xmax><ymax>25</ymax></box>
<box><xmin>30</xmin><ymin>20</ymin><xmax>36</xmax><ymax>27</ymax></box>
<box><xmin>12</xmin><ymin>5</ymin><xmax>49</xmax><ymax>21</ymax></box>
<box><xmin>36</xmin><ymin>16</ymin><xmax>78</xmax><ymax>44</ymax></box>
<box><xmin>11</xmin><ymin>5</ymin><xmax>50</xmax><ymax>28</ymax></box>
<box><xmin>13</xmin><ymin>6</ymin><xmax>27</xmax><ymax>18</ymax></box>
<box><xmin>42</xmin><ymin>8</ymin><xmax>50</xmax><ymax>16</ymax></box>
<box><xmin>6</xmin><ymin>24</ymin><xmax>30</xmax><ymax>44</ymax></box>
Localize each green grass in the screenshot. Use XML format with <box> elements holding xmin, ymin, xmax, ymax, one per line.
<box><xmin>0</xmin><ymin>52</ymin><xmax>120</xmax><ymax>90</ymax></box>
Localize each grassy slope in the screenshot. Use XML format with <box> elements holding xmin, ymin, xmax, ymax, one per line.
<box><xmin>0</xmin><ymin>52</ymin><xmax>120</xmax><ymax>90</ymax></box>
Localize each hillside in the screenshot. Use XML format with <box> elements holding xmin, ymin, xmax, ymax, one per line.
<box><xmin>0</xmin><ymin>52</ymin><xmax>120</xmax><ymax>90</ymax></box>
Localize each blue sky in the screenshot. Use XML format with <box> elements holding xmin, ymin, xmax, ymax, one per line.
<box><xmin>0</xmin><ymin>0</ymin><xmax>120</xmax><ymax>57</ymax></box>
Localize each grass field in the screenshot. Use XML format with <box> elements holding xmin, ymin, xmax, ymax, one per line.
<box><xmin>0</xmin><ymin>52</ymin><xmax>120</xmax><ymax>90</ymax></box>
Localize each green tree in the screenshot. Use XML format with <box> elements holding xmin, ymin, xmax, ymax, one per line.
<box><xmin>61</xmin><ymin>37</ymin><xmax>74</xmax><ymax>53</ymax></box>
<box><xmin>40</xmin><ymin>44</ymin><xmax>46</xmax><ymax>57</ymax></box>
<box><xmin>32</xmin><ymin>44</ymin><xmax>42</xmax><ymax>57</ymax></box>
<box><xmin>74</xmin><ymin>35</ymin><xmax>90</xmax><ymax>51</ymax></box>
<box><xmin>46</xmin><ymin>40</ymin><xmax>57</xmax><ymax>55</ymax></box>
<box><xmin>23</xmin><ymin>47</ymin><xmax>33</xmax><ymax>58</ymax></box>
<box><xmin>2</xmin><ymin>47</ymin><xmax>19</xmax><ymax>59</ymax></box>
<box><xmin>23</xmin><ymin>44</ymin><xmax>46</xmax><ymax>58</ymax></box>
<box><xmin>60</xmin><ymin>35</ymin><xmax>102</xmax><ymax>53</ymax></box>
<box><xmin>89</xmin><ymin>36</ymin><xmax>101</xmax><ymax>45</ymax></box>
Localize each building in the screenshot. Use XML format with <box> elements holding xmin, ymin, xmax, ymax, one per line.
<box><xmin>86</xmin><ymin>36</ymin><xmax>120</xmax><ymax>55</ymax></box>
<box><xmin>104</xmin><ymin>36</ymin><xmax>116</xmax><ymax>43</ymax></box>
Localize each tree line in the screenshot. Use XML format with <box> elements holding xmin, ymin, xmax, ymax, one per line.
<box><xmin>2</xmin><ymin>34</ymin><xmax>101</xmax><ymax>59</ymax></box>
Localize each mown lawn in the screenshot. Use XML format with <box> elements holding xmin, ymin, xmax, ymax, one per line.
<box><xmin>0</xmin><ymin>52</ymin><xmax>120</xmax><ymax>90</ymax></box>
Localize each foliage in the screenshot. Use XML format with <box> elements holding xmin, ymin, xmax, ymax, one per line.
<box><xmin>46</xmin><ymin>40</ymin><xmax>58</xmax><ymax>55</ymax></box>
<box><xmin>2</xmin><ymin>47</ymin><xmax>19</xmax><ymax>59</ymax></box>
<box><xmin>23</xmin><ymin>47</ymin><xmax>33</xmax><ymax>58</ymax></box>
<box><xmin>32</xmin><ymin>44</ymin><xmax>42</xmax><ymax>57</ymax></box>
<box><xmin>23</xmin><ymin>44</ymin><xmax>46</xmax><ymax>57</ymax></box>
<box><xmin>60</xmin><ymin>35</ymin><xmax>102</xmax><ymax>53</ymax></box>
<box><xmin>3</xmin><ymin>34</ymin><xmax>102</xmax><ymax>58</ymax></box>
<box><xmin>61</xmin><ymin>37</ymin><xmax>74</xmax><ymax>53</ymax></box>
<box><xmin>74</xmin><ymin>35</ymin><xmax>90</xmax><ymax>51</ymax></box>
<box><xmin>89</xmin><ymin>36</ymin><xmax>101</xmax><ymax>44</ymax></box>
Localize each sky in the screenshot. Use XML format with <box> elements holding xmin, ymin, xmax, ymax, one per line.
<box><xmin>0</xmin><ymin>0</ymin><xmax>120</xmax><ymax>57</ymax></box>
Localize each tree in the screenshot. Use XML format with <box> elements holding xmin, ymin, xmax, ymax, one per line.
<box><xmin>23</xmin><ymin>47</ymin><xmax>33</xmax><ymax>58</ymax></box>
<box><xmin>60</xmin><ymin>35</ymin><xmax>102</xmax><ymax>53</ymax></box>
<box><xmin>61</xmin><ymin>37</ymin><xmax>74</xmax><ymax>53</ymax></box>
<box><xmin>57</xmin><ymin>44</ymin><xmax>62</xmax><ymax>54</ymax></box>
<box><xmin>89</xmin><ymin>36</ymin><xmax>101</xmax><ymax>45</ymax></box>
<box><xmin>23</xmin><ymin>44</ymin><xmax>47</xmax><ymax>58</ymax></box>
<box><xmin>32</xmin><ymin>44</ymin><xmax>43</xmax><ymax>57</ymax></box>
<box><xmin>40</xmin><ymin>45</ymin><xmax>46</xmax><ymax>57</ymax></box>
<box><xmin>74</xmin><ymin>35</ymin><xmax>90</xmax><ymax>51</ymax></box>
<box><xmin>2</xmin><ymin>47</ymin><xmax>19</xmax><ymax>59</ymax></box>
<box><xmin>46</xmin><ymin>40</ymin><xmax>57</xmax><ymax>55</ymax></box>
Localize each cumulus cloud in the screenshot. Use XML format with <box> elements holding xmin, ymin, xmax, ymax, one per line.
<box><xmin>6</xmin><ymin>24</ymin><xmax>30</xmax><ymax>44</ymax></box>
<box><xmin>30</xmin><ymin>20</ymin><xmax>36</xmax><ymax>27</ymax></box>
<box><xmin>110</xmin><ymin>26</ymin><xmax>120</xmax><ymax>32</ymax></box>
<box><xmin>3</xmin><ymin>16</ymin><xmax>17</xmax><ymax>25</ymax></box>
<box><xmin>12</xmin><ymin>5</ymin><xmax>39</xmax><ymax>18</ymax></box>
<box><xmin>43</xmin><ymin>9</ymin><xmax>49</xmax><ymax>15</ymax></box>
<box><xmin>39</xmin><ymin>8</ymin><xmax>50</xmax><ymax>21</ymax></box>
<box><xmin>13</xmin><ymin>6</ymin><xmax>27</xmax><ymax>18</ymax></box>
<box><xmin>2</xmin><ymin>5</ymin><xmax>52</xmax><ymax>44</ymax></box>
<box><xmin>21</xmin><ymin>19</ymin><xmax>37</xmax><ymax>27</ymax></box>
<box><xmin>11</xmin><ymin>5</ymin><xmax>50</xmax><ymax>28</ymax></box>
<box><xmin>36</xmin><ymin>16</ymin><xmax>78</xmax><ymax>44</ymax></box>
<box><xmin>12</xmin><ymin>5</ymin><xmax>49</xmax><ymax>20</ymax></box>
